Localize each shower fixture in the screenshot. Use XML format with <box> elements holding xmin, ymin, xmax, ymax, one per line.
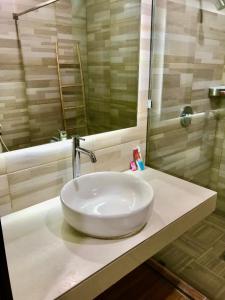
<box><xmin>180</xmin><ymin>106</ymin><xmax>193</xmax><ymax>128</ymax></box>
<box><xmin>199</xmin><ymin>0</ymin><xmax>203</xmax><ymax>23</ymax></box>
<box><xmin>209</xmin><ymin>85</ymin><xmax>225</xmax><ymax>97</ymax></box>
<box><xmin>0</xmin><ymin>124</ymin><xmax>9</xmax><ymax>152</ymax></box>
<box><xmin>13</xmin><ymin>0</ymin><xmax>60</xmax><ymax>20</ymax></box>
<box><xmin>215</xmin><ymin>0</ymin><xmax>225</xmax><ymax>10</ymax></box>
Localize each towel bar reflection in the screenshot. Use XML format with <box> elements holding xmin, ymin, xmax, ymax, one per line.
<box><xmin>209</xmin><ymin>86</ymin><xmax>225</xmax><ymax>97</ymax></box>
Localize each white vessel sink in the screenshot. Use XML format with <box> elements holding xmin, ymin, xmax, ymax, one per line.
<box><xmin>60</xmin><ymin>172</ymin><xmax>154</xmax><ymax>239</ymax></box>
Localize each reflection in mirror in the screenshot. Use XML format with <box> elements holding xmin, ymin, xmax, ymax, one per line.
<box><xmin>0</xmin><ymin>0</ymin><xmax>141</xmax><ymax>152</ymax></box>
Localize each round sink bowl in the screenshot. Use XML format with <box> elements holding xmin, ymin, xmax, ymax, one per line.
<box><xmin>60</xmin><ymin>172</ymin><xmax>154</xmax><ymax>239</ymax></box>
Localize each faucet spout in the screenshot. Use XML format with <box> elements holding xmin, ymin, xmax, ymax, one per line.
<box><xmin>76</xmin><ymin>147</ymin><xmax>97</xmax><ymax>163</ymax></box>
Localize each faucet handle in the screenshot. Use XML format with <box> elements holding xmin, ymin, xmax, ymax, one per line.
<box><xmin>72</xmin><ymin>135</ymin><xmax>85</xmax><ymax>142</ymax></box>
<box><xmin>72</xmin><ymin>135</ymin><xmax>85</xmax><ymax>148</ymax></box>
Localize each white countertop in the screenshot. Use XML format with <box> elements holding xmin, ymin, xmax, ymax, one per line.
<box><xmin>2</xmin><ymin>168</ymin><xmax>217</xmax><ymax>300</ymax></box>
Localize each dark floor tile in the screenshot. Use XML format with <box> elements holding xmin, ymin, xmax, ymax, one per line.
<box><xmin>154</xmin><ymin>213</ymin><xmax>225</xmax><ymax>300</ymax></box>
<box><xmin>216</xmin><ymin>284</ymin><xmax>225</xmax><ymax>300</ymax></box>
<box><xmin>205</xmin><ymin>213</ymin><xmax>225</xmax><ymax>232</ymax></box>
<box><xmin>175</xmin><ymin>235</ymin><xmax>206</xmax><ymax>258</ymax></box>
<box><xmin>196</xmin><ymin>240</ymin><xmax>225</xmax><ymax>275</ymax></box>
<box><xmin>221</xmin><ymin>234</ymin><xmax>225</xmax><ymax>243</ymax></box>
<box><xmin>181</xmin><ymin>222</ymin><xmax>224</xmax><ymax>250</ymax></box>
<box><xmin>179</xmin><ymin>262</ymin><xmax>225</xmax><ymax>300</ymax></box>
<box><xmin>154</xmin><ymin>243</ymin><xmax>193</xmax><ymax>274</ymax></box>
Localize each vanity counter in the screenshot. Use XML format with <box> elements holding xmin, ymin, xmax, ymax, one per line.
<box><xmin>2</xmin><ymin>168</ymin><xmax>216</xmax><ymax>300</ymax></box>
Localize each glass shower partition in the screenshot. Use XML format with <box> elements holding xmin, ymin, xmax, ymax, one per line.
<box><xmin>146</xmin><ymin>0</ymin><xmax>225</xmax><ymax>213</ymax></box>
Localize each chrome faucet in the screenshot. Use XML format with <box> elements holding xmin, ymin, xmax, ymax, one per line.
<box><xmin>72</xmin><ymin>136</ymin><xmax>97</xmax><ymax>178</ymax></box>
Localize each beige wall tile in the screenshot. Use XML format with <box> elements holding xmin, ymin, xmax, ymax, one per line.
<box><xmin>5</xmin><ymin>140</ymin><xmax>71</xmax><ymax>173</ymax></box>
<box><xmin>9</xmin><ymin>158</ymin><xmax>72</xmax><ymax>211</ymax></box>
<box><xmin>0</xmin><ymin>175</ymin><xmax>10</xmax><ymax>203</ymax></box>
<box><xmin>0</xmin><ymin>174</ymin><xmax>11</xmax><ymax>216</ymax></box>
<box><xmin>0</xmin><ymin>154</ymin><xmax>6</xmax><ymax>175</ymax></box>
<box><xmin>146</xmin><ymin>0</ymin><xmax>224</xmax><ymax>203</ymax></box>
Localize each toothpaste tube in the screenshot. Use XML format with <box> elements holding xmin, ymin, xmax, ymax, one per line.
<box><xmin>133</xmin><ymin>146</ymin><xmax>145</xmax><ymax>171</ymax></box>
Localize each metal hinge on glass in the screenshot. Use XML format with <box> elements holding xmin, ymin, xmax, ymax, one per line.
<box><xmin>147</xmin><ymin>99</ymin><xmax>152</xmax><ymax>109</ymax></box>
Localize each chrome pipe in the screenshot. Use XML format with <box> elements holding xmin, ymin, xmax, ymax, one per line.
<box><xmin>72</xmin><ymin>136</ymin><xmax>97</xmax><ymax>179</ymax></box>
<box><xmin>216</xmin><ymin>0</ymin><xmax>225</xmax><ymax>10</ymax></box>
<box><xmin>13</xmin><ymin>0</ymin><xmax>60</xmax><ymax>20</ymax></box>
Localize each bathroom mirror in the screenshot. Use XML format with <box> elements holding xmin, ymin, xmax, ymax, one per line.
<box><xmin>0</xmin><ymin>0</ymin><xmax>140</xmax><ymax>152</ymax></box>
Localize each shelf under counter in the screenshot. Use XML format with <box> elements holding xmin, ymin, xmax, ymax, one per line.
<box><xmin>1</xmin><ymin>167</ymin><xmax>216</xmax><ymax>300</ymax></box>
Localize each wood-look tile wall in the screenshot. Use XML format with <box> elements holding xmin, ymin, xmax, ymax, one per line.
<box><xmin>86</xmin><ymin>0</ymin><xmax>140</xmax><ymax>134</ymax></box>
<box><xmin>211</xmin><ymin>102</ymin><xmax>225</xmax><ymax>212</ymax></box>
<box><xmin>0</xmin><ymin>0</ymin><xmax>30</xmax><ymax>150</ymax></box>
<box><xmin>147</xmin><ymin>0</ymin><xmax>225</xmax><ymax>209</ymax></box>
<box><xmin>19</xmin><ymin>2</ymin><xmax>62</xmax><ymax>147</ymax></box>
<box><xmin>0</xmin><ymin>0</ymin><xmax>140</xmax><ymax>150</ymax></box>
<box><xmin>0</xmin><ymin>0</ymin><xmax>88</xmax><ymax>150</ymax></box>
<box><xmin>0</xmin><ymin>0</ymin><xmax>151</xmax><ymax>215</ymax></box>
